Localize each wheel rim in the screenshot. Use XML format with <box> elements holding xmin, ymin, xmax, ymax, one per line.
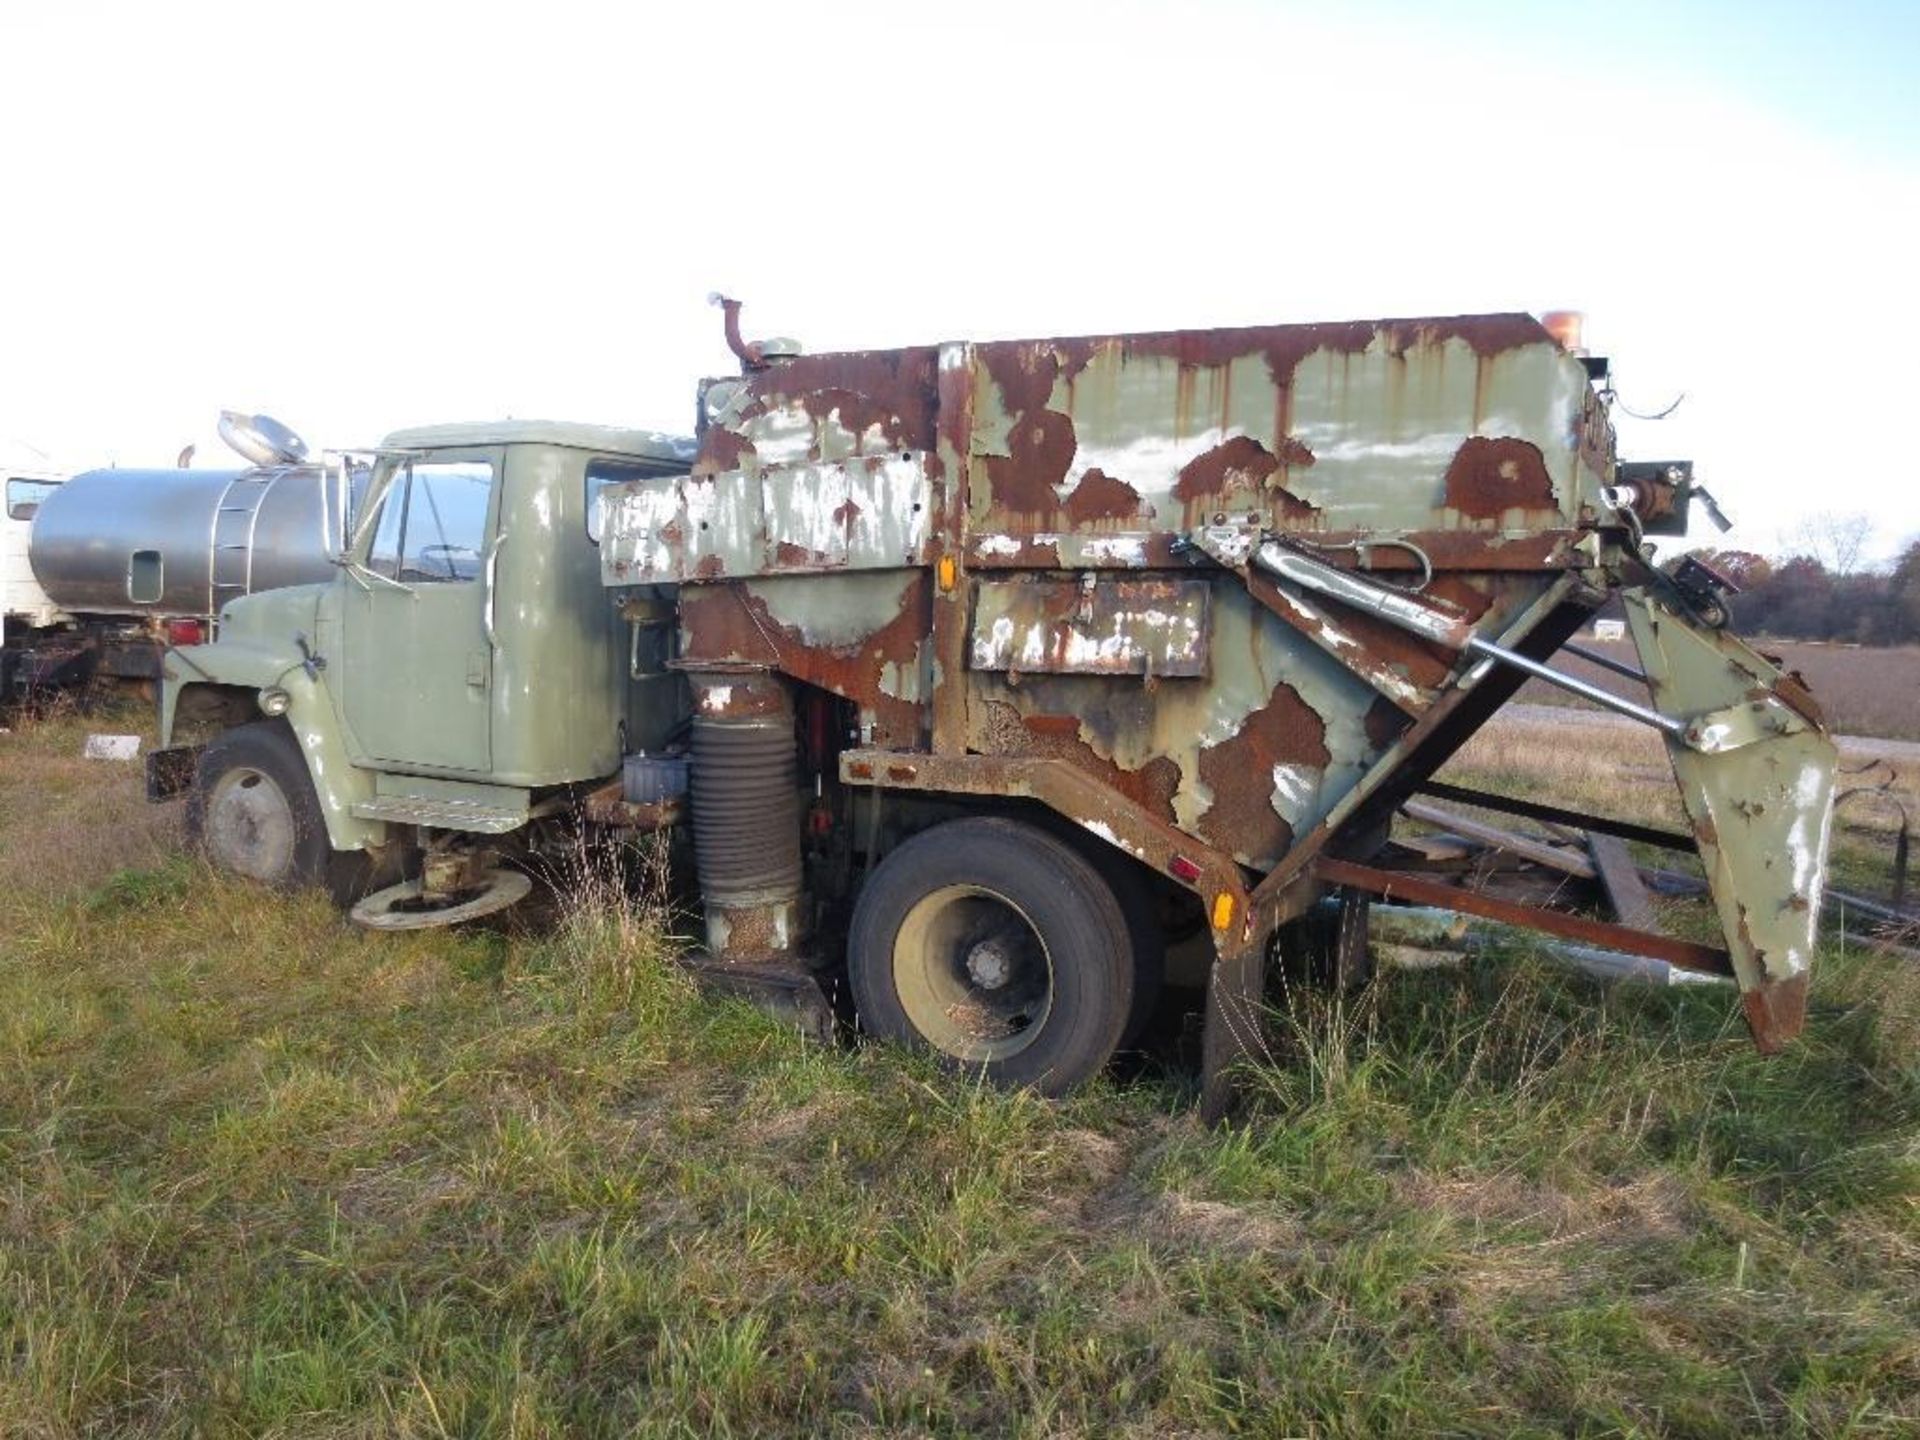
<box><xmin>892</xmin><ymin>884</ymin><xmax>1054</xmax><ymax>1062</ymax></box>
<box><xmin>349</xmin><ymin>870</ymin><xmax>533</xmax><ymax>931</ymax></box>
<box><xmin>205</xmin><ymin>765</ymin><xmax>296</xmax><ymax>881</ymax></box>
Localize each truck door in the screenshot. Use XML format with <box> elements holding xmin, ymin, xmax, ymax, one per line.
<box><xmin>341</xmin><ymin>450</ymin><xmax>499</xmax><ymax>773</ymax></box>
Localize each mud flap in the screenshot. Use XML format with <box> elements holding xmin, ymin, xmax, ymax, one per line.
<box><xmin>1624</xmin><ymin>591</ymin><xmax>1837</xmax><ymax>1049</ymax></box>
<box><xmin>1200</xmin><ymin>944</ymin><xmax>1268</xmax><ymax>1125</ymax></box>
<box><xmin>680</xmin><ymin>955</ymin><xmax>838</xmax><ymax>1045</ymax></box>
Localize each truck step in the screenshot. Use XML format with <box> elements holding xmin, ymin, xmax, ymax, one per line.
<box><xmin>350</xmin><ymin>794</ymin><xmax>528</xmax><ymax>834</ymax></box>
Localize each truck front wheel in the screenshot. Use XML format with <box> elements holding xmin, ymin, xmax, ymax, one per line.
<box><xmin>847</xmin><ymin>816</ymin><xmax>1132</xmax><ymax>1095</ymax></box>
<box><xmin>186</xmin><ymin>721</ymin><xmax>338</xmax><ymax>894</ymax></box>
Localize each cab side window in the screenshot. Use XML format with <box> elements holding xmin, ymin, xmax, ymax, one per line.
<box><xmin>366</xmin><ymin>461</ymin><xmax>495</xmax><ymax>582</ymax></box>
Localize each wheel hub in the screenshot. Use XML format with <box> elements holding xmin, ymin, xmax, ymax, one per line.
<box><xmin>892</xmin><ymin>886</ymin><xmax>1054</xmax><ymax>1062</ymax></box>
<box><xmin>206</xmin><ymin>767</ymin><xmax>295</xmax><ymax>882</ymax></box>
<box><xmin>965</xmin><ymin>935</ymin><xmax>1016</xmax><ymax>990</ymax></box>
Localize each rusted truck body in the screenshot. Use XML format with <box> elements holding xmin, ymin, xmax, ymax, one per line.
<box><xmin>146</xmin><ymin>305</ymin><xmax>1837</xmax><ymax>1114</ymax></box>
<box><xmin>599</xmin><ymin>309</ymin><xmax>1836</xmax><ymax>1110</ymax></box>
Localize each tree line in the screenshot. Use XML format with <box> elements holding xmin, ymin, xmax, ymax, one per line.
<box><xmin>1689</xmin><ymin>528</ymin><xmax>1920</xmax><ymax>646</ymax></box>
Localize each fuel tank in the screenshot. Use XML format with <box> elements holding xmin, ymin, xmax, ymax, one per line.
<box><xmin>28</xmin><ymin>464</ymin><xmax>346</xmax><ymax>618</ymax></box>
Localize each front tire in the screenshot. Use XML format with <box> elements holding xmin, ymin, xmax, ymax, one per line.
<box><xmin>186</xmin><ymin>721</ymin><xmax>366</xmax><ymax>900</ymax></box>
<box><xmin>848</xmin><ymin>816</ymin><xmax>1132</xmax><ymax>1095</ymax></box>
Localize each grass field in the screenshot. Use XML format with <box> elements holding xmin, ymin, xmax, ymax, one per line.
<box><xmin>2</xmin><ymin>702</ymin><xmax>1918</xmax><ymax>1437</ymax></box>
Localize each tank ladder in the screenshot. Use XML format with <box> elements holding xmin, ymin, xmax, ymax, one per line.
<box><xmin>207</xmin><ymin>468</ymin><xmax>281</xmax><ymax>630</ymax></box>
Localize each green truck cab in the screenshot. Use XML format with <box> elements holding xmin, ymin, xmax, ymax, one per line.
<box><xmin>153</xmin><ymin>422</ymin><xmax>694</xmax><ymax>899</ymax></box>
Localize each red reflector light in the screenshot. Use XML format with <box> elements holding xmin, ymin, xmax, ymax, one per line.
<box><xmin>165</xmin><ymin>618</ymin><xmax>205</xmax><ymax>646</ymax></box>
<box><xmin>1168</xmin><ymin>854</ymin><xmax>1202</xmax><ymax>883</ymax></box>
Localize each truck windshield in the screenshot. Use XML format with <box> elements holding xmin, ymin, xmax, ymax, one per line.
<box><xmin>365</xmin><ymin>460</ymin><xmax>495</xmax><ymax>582</ymax></box>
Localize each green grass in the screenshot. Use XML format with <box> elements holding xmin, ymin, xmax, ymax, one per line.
<box><xmin>2</xmin><ymin>706</ymin><xmax>1917</xmax><ymax>1436</ymax></box>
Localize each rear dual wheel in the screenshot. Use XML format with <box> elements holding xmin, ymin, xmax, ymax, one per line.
<box><xmin>848</xmin><ymin>816</ymin><xmax>1134</xmax><ymax>1095</ymax></box>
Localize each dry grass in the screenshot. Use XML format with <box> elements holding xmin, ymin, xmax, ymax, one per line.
<box><xmin>0</xmin><ymin>695</ymin><xmax>179</xmax><ymax>906</ymax></box>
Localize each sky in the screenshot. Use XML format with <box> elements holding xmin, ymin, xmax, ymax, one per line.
<box><xmin>2</xmin><ymin>0</ymin><xmax>1915</xmax><ymax>563</ymax></box>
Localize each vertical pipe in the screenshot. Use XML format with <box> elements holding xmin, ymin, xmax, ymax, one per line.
<box><xmin>686</xmin><ymin>670</ymin><xmax>806</xmax><ymax>963</ymax></box>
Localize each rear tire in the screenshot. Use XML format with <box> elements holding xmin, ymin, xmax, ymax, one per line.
<box><xmin>848</xmin><ymin>816</ymin><xmax>1132</xmax><ymax>1095</ymax></box>
<box><xmin>186</xmin><ymin>721</ymin><xmax>369</xmax><ymax>903</ymax></box>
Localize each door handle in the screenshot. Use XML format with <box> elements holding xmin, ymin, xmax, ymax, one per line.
<box><xmin>482</xmin><ymin>529</ymin><xmax>508</xmax><ymax>648</ymax></box>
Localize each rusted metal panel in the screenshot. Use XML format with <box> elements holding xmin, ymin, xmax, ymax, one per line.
<box><xmin>601</xmin><ymin>453</ymin><xmax>935</xmax><ymax>583</ymax></box>
<box><xmin>969</xmin><ymin>575</ymin><xmax>1211</xmax><ymax>678</ymax></box>
<box><xmin>837</xmin><ymin>748</ymin><xmax>1249</xmax><ymax>915</ymax></box>
<box><xmin>964</xmin><ymin>581</ymin><xmax>1395</xmax><ymax>870</ymax></box>
<box><xmin>1251</xmin><ymin>580</ymin><xmax>1597</xmax><ymax>903</ymax></box>
<box><xmin>963</xmin><ymin>314</ymin><xmax>1603</xmax><ymax>549</ymax></box>
<box><xmin>696</xmin><ymin>346</ymin><xmax>941</xmax><ymax>464</ymax></box>
<box><xmin>1623</xmin><ymin>589</ymin><xmax>1838</xmax><ymax>1049</ymax></box>
<box><xmin>678</xmin><ymin>574</ymin><xmax>929</xmax><ymax>750</ymax></box>
<box><xmin>581</xmin><ymin>780</ymin><xmax>684</xmax><ymax>831</ymax></box>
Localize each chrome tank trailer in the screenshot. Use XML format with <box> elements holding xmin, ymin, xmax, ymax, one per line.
<box><xmin>28</xmin><ymin>462</ymin><xmax>347</xmax><ymax>621</ymax></box>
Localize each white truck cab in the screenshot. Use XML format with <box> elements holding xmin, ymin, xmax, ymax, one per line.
<box><xmin>2</xmin><ymin>469</ymin><xmax>66</xmax><ymax>648</ymax></box>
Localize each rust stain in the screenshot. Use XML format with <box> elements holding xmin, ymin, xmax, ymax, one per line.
<box><xmin>980</xmin><ymin>345</ymin><xmax>1075</xmax><ymax>521</ymax></box>
<box><xmin>1100</xmin><ymin>320</ymin><xmax>1378</xmax><ymax>380</ymax></box>
<box><xmin>831</xmin><ymin>497</ymin><xmax>863</xmax><ymax>528</ymax></box>
<box><xmin>981</xmin><ymin>341</ymin><xmax>1062</xmax><ymax>415</ymax></box>
<box><xmin>1742</xmin><ymin>971</ymin><xmax>1808</xmax><ymax>1053</ymax></box>
<box><xmin>1422</xmin><ymin>574</ymin><xmax>1494</xmax><ymax>623</ymax></box>
<box><xmin>978</xmin><ymin>703</ymin><xmax>1181</xmax><ymax>822</ymax></box>
<box><xmin>680</xmin><ymin>580</ymin><xmax>930</xmax><ymax>747</ymax></box>
<box><xmin>772</xmin><ymin>540</ymin><xmax>835</xmax><ymax>569</ymax></box>
<box><xmin>1244</xmin><ymin>568</ymin><xmax>1456</xmax><ymax>692</ymax></box>
<box><xmin>695</xmin><ymin>427</ymin><xmax>756</xmax><ymax>476</ymax></box>
<box><xmin>706</xmin><ymin>899</ymin><xmax>796</xmax><ymax>961</ymax></box>
<box><xmin>1397</xmin><ymin>314</ymin><xmax>1548</xmax><ymax>360</ymax></box>
<box><xmin>1173</xmin><ymin>435</ymin><xmax>1318</xmax><ymax>520</ymax></box>
<box><xmin>747</xmin><ymin>349</ymin><xmax>940</xmax><ymax>452</ymax></box>
<box><xmin>1772</xmin><ymin>670</ymin><xmax>1826</xmax><ymax>729</ymax></box>
<box><xmin>1274</xmin><ymin>435</ymin><xmax>1316</xmax><ymax>469</ymax></box>
<box><xmin>1575</xmin><ymin>386</ymin><xmax>1614</xmax><ymax>486</ymax></box>
<box><xmin>1443</xmin><ymin>437</ymin><xmax>1557</xmax><ymax>521</ymax></box>
<box><xmin>1062</xmin><ymin>467</ymin><xmax>1148</xmax><ymax>525</ymax></box>
<box><xmin>692</xmin><ymin>553</ymin><xmax>726</xmax><ymax>580</ymax></box>
<box><xmin>1195</xmin><ymin>682</ymin><xmax>1331</xmax><ymax>861</ymax></box>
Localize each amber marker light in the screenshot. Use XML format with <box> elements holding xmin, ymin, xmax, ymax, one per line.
<box><xmin>1211</xmin><ymin>892</ymin><xmax>1236</xmax><ymax>931</ymax></box>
